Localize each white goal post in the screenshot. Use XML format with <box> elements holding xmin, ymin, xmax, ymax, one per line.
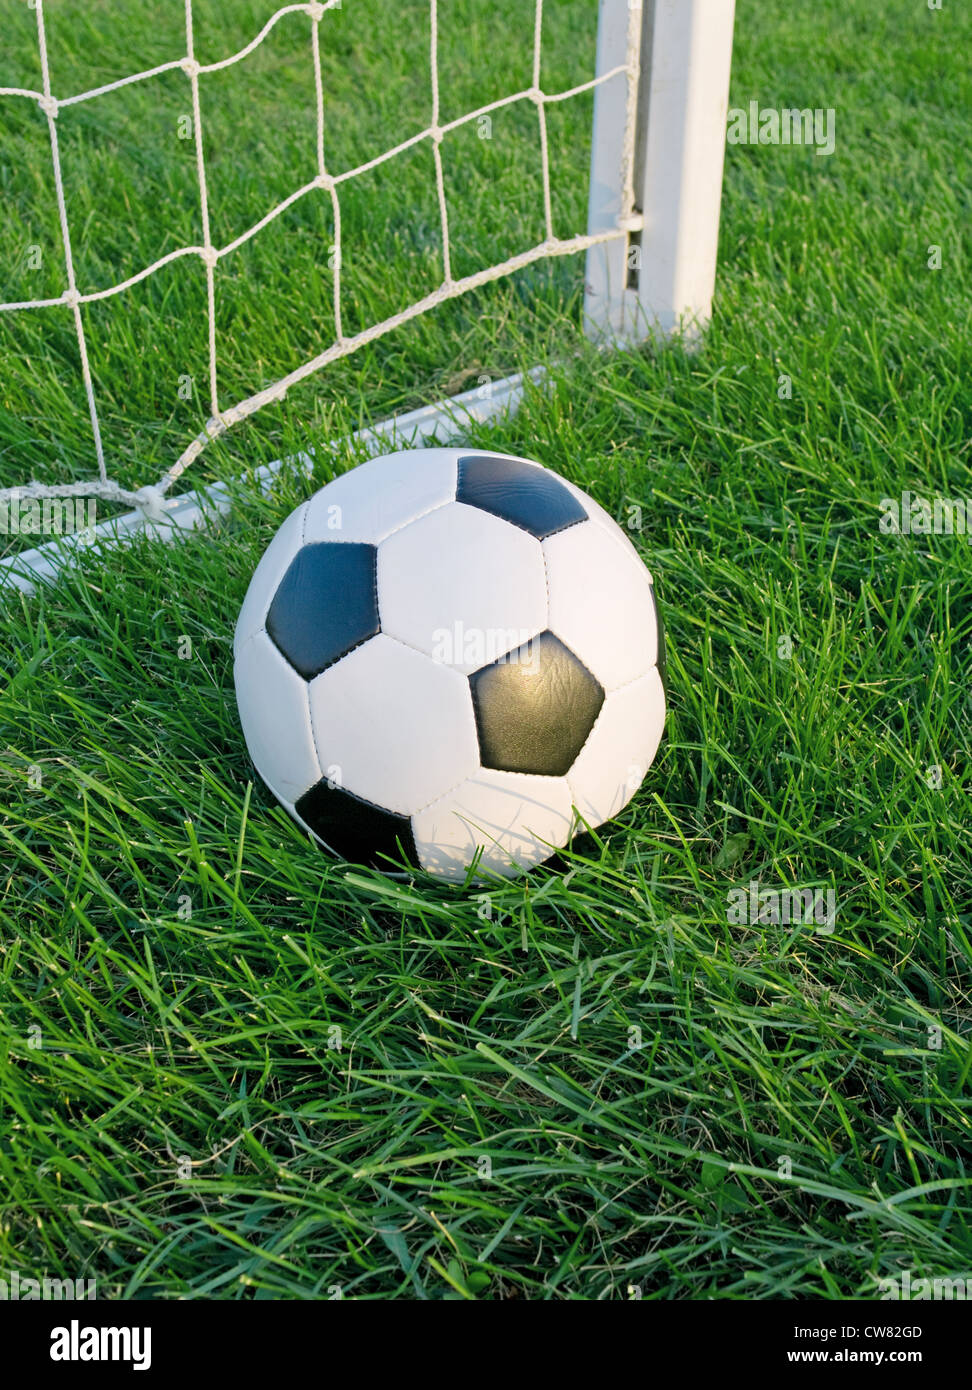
<box><xmin>585</xmin><ymin>0</ymin><xmax>736</xmax><ymax>341</ymax></box>
<box><xmin>0</xmin><ymin>0</ymin><xmax>735</xmax><ymax>594</ymax></box>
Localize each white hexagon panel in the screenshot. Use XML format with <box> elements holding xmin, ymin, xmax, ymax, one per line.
<box><xmin>568</xmin><ymin>668</ymin><xmax>667</xmax><ymax>828</ymax></box>
<box><xmin>307</xmin><ymin>635</ymin><xmax>479</xmax><ymax>814</ymax></box>
<box><xmin>543</xmin><ymin>521</ymin><xmax>660</xmax><ymax>691</ymax></box>
<box><xmin>233</xmin><ymin>447</ymin><xmax>666</xmax><ymax>879</ymax></box>
<box><xmin>234</xmin><ymin>629</ymin><xmax>321</xmax><ymax>806</ymax></box>
<box><xmin>303</xmin><ymin>449</ymin><xmax>457</xmax><ymax>545</ymax></box>
<box><xmin>414</xmin><ymin>769</ymin><xmax>574</xmax><ymax>880</ymax></box>
<box><xmin>377</xmin><ymin>501</ymin><xmax>547</xmax><ymax>673</ymax></box>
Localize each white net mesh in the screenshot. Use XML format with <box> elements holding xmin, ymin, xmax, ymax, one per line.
<box><xmin>0</xmin><ymin>0</ymin><xmax>641</xmax><ymax>515</ymax></box>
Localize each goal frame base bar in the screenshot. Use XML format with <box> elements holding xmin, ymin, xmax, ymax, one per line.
<box><xmin>0</xmin><ymin>367</ymin><xmax>548</xmax><ymax>598</ymax></box>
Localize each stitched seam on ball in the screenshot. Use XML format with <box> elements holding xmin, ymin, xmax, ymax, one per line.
<box><xmin>412</xmin><ymin>764</ymin><xmax>485</xmax><ymax>818</ymax></box>
<box><xmin>539</xmin><ymin>515</ymin><xmax>587</xmax><ymax>541</ymax></box>
<box><xmin>376</xmin><ymin>636</ymin><xmax>480</xmax><ymax>812</ymax></box>
<box><xmin>467</xmin><ymin>679</ymin><xmax>489</xmax><ymax>790</ymax></box>
<box><xmin>471</xmin><ymin>510</ymin><xmax>582</xmax><ymax>542</ymax></box>
<box><xmin>413</xmin><ymin>681</ymin><xmax>482</xmax><ymax>816</ymax></box>
<box><xmin>305</xmin><ymin>628</ymin><xmax>380</xmax><ymax>678</ymax></box>
<box><xmin>375</xmin><ymin>628</ymin><xmax>473</xmax><ymax>675</ymax></box>
<box><xmin>607</xmin><ymin>663</ymin><xmax>665</xmax><ymax>698</ymax></box>
<box><xmin>235</xmin><ymin>624</ymin><xmax>268</xmax><ymax>661</ymax></box>
<box><xmin>378</xmin><ymin>629</ymin><xmax>434</xmax><ymax>659</ymax></box>
<box><xmin>567</xmin><ymin>663</ymin><xmax>661</xmax><ymax>777</ymax></box>
<box><xmin>371</xmin><ymin>542</ymin><xmax>380</xmax><ymax>632</ymax></box>
<box><xmin>369</xmin><ymin>461</ymin><xmax>458</xmax><ymax>544</ymax></box>
<box><xmin>568</xmin><ymin>682</ymin><xmax>617</xmax><ymax>778</ymax></box>
<box><xmin>382</xmin><ymin>494</ymin><xmax>454</xmax><ymax>538</ymax></box>
<box><xmin>539</xmin><ymin>533</ymin><xmax>552</xmax><ymax>629</ymax></box>
<box><xmin>599</xmin><ymin>519</ymin><xmax>655</xmax><ymax>585</ymax></box>
<box><xmin>306</xmin><ymin>670</ymin><xmax>327</xmax><ymax>784</ymax></box>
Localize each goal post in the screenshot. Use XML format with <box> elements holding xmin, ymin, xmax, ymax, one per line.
<box><xmin>0</xmin><ymin>0</ymin><xmax>735</xmax><ymax>595</ymax></box>
<box><xmin>585</xmin><ymin>0</ymin><xmax>736</xmax><ymax>343</ymax></box>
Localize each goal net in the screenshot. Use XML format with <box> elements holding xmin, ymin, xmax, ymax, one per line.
<box><xmin>0</xmin><ymin>0</ymin><xmax>734</xmax><ymax>591</ymax></box>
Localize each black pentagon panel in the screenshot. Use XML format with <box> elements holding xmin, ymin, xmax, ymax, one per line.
<box><xmin>296</xmin><ymin>779</ymin><xmax>417</xmax><ymax>870</ymax></box>
<box><xmin>267</xmin><ymin>542</ymin><xmax>379</xmax><ymax>679</ymax></box>
<box><xmin>456</xmin><ymin>454</ymin><xmax>588</xmax><ymax>539</ymax></box>
<box><xmin>470</xmin><ymin>630</ymin><xmax>604</xmax><ymax>777</ymax></box>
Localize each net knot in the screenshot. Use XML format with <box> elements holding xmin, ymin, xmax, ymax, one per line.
<box><xmin>430</xmin><ymin>125</ymin><xmax>444</xmax><ymax>145</ymax></box>
<box><xmin>61</xmin><ymin>288</ymin><xmax>81</xmax><ymax>308</ymax></box>
<box><xmin>200</xmin><ymin>246</ymin><xmax>219</xmax><ymax>269</ymax></box>
<box><xmin>617</xmin><ymin>212</ymin><xmax>644</xmax><ymax>233</ymax></box>
<box><xmin>307</xmin><ymin>2</ymin><xmax>326</xmax><ymax>20</ymax></box>
<box><xmin>527</xmin><ymin>86</ymin><xmax>544</xmax><ymax>106</ymax></box>
<box><xmin>315</xmin><ymin>172</ymin><xmax>335</xmax><ymax>192</ymax></box>
<box><xmin>134</xmin><ymin>485</ymin><xmax>168</xmax><ymax>522</ymax></box>
<box><xmin>180</xmin><ymin>57</ymin><xmax>201</xmax><ymax>79</ymax></box>
<box><xmin>38</xmin><ymin>94</ymin><xmax>59</xmax><ymax>118</ymax></box>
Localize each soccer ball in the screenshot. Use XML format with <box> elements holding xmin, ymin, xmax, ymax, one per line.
<box><xmin>233</xmin><ymin>448</ymin><xmax>666</xmax><ymax>881</ymax></box>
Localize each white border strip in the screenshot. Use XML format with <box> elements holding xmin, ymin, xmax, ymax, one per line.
<box><xmin>0</xmin><ymin>366</ymin><xmax>548</xmax><ymax>597</ymax></box>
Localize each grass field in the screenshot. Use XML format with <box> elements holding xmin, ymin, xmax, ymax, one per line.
<box><xmin>1</xmin><ymin>0</ymin><xmax>971</xmax><ymax>1300</ymax></box>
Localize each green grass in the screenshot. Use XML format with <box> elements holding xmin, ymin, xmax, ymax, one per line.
<box><xmin>1</xmin><ymin>0</ymin><xmax>971</xmax><ymax>1300</ymax></box>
